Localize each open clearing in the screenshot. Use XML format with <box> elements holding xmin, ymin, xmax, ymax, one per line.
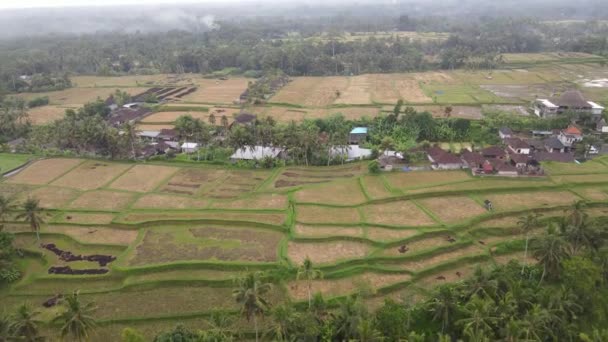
<box><xmin>418</xmin><ymin>196</ymin><xmax>487</xmax><ymax>223</ymax></box>
<box><xmin>296</xmin><ymin>205</ymin><xmax>361</xmax><ymax>224</ymax></box>
<box><xmin>27</xmin><ymin>105</ymin><xmax>69</xmax><ymax>124</ymax></box>
<box><xmin>19</xmin><ymin>186</ymin><xmax>80</xmax><ymax>208</ymax></box>
<box><xmin>18</xmin><ymin>87</ymin><xmax>145</xmax><ymax>107</ymax></box>
<box><xmin>288</xmin><ymin>240</ymin><xmax>370</xmax><ymax>265</ymax></box>
<box><xmin>483</xmin><ymin>191</ymin><xmax>580</xmax><ymax>211</ymax></box>
<box><xmin>294</xmin><ymin>179</ymin><xmax>367</xmax><ymax>205</ymax></box>
<box><xmin>181</xmin><ymin>78</ymin><xmax>249</xmax><ymax>103</ymax></box>
<box><xmin>68</xmin><ymin>190</ymin><xmax>136</xmax><ymax>211</ymax></box>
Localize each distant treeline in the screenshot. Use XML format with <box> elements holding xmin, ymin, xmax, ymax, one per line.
<box><xmin>1</xmin><ymin>15</ymin><xmax>608</xmax><ymax>93</ymax></box>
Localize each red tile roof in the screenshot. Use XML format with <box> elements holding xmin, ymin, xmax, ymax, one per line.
<box><xmin>563</xmin><ymin>125</ymin><xmax>582</xmax><ymax>136</ymax></box>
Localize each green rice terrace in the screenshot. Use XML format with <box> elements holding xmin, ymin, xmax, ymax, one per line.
<box><xmin>2</xmin><ymin>157</ymin><xmax>608</xmax><ymax>340</ymax></box>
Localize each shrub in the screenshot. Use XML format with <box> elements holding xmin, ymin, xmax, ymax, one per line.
<box><xmin>27</xmin><ymin>96</ymin><xmax>49</xmax><ymax>108</ymax></box>
<box><xmin>368</xmin><ymin>160</ymin><xmax>380</xmax><ymax>174</ymax></box>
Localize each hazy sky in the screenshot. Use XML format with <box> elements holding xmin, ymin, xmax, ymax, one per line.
<box><xmin>0</xmin><ymin>0</ymin><xmax>234</xmax><ymax>9</ymax></box>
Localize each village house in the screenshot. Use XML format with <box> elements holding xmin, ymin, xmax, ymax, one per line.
<box><xmin>158</xmin><ymin>128</ymin><xmax>178</xmax><ymax>141</ymax></box>
<box><xmin>230</xmin><ymin>145</ymin><xmax>285</xmax><ymax>161</ymax></box>
<box><xmin>597</xmin><ymin>119</ymin><xmax>608</xmax><ymax>133</ymax></box>
<box><xmin>509</xmin><ymin>153</ymin><xmax>530</xmax><ymax>169</ymax></box>
<box><xmin>498</xmin><ymin>127</ymin><xmax>513</xmax><ymax>140</ymax></box>
<box><xmin>181</xmin><ymin>142</ymin><xmax>199</xmax><ymax>154</ymax></box>
<box><xmin>330</xmin><ymin>145</ymin><xmax>373</xmax><ymax>162</ymax></box>
<box><xmin>504</xmin><ymin>137</ymin><xmax>531</xmax><ymax>155</ymax></box>
<box><xmin>558</xmin><ymin>125</ymin><xmax>583</xmax><ymax>148</ymax></box>
<box><xmin>544</xmin><ymin>137</ymin><xmax>566</xmax><ymax>153</ymax></box>
<box><xmin>534</xmin><ymin>90</ymin><xmax>604</xmax><ymax>119</ymax></box>
<box><xmin>427</xmin><ymin>147</ymin><xmax>463</xmax><ymax>170</ymax></box>
<box><xmin>461</xmin><ymin>150</ymin><xmax>485</xmax><ymax>169</ymax></box>
<box><xmin>494</xmin><ymin>161</ymin><xmax>518</xmax><ymax>177</ymax></box>
<box><xmin>481</xmin><ymin>146</ymin><xmax>506</xmax><ymax>160</ymax></box>
<box><xmin>348</xmin><ymin>127</ymin><xmax>368</xmax><ymax>144</ymax></box>
<box><xmin>533</xmin><ymin>151</ymin><xmax>575</xmax><ymax>163</ymax></box>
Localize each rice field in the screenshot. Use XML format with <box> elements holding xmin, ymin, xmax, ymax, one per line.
<box><xmin>3</xmin><ymin>152</ymin><xmax>608</xmax><ymax>341</ymax></box>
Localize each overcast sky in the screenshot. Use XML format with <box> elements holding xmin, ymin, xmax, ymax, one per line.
<box><xmin>0</xmin><ymin>0</ymin><xmax>236</xmax><ymax>9</ymax></box>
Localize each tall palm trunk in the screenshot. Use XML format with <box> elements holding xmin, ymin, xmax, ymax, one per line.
<box><xmin>308</xmin><ymin>280</ymin><xmax>312</xmax><ymax>308</ymax></box>
<box><xmin>521</xmin><ymin>232</ymin><xmax>529</xmax><ymax>275</ymax></box>
<box><xmin>254</xmin><ymin>314</ymin><xmax>259</xmax><ymax>342</ymax></box>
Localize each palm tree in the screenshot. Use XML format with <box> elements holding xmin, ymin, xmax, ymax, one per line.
<box><xmin>15</xmin><ymin>198</ymin><xmax>44</xmax><ymax>242</ymax></box>
<box><xmin>121</xmin><ymin>121</ymin><xmax>139</xmax><ymax>160</ymax></box>
<box><xmin>357</xmin><ymin>320</ymin><xmax>382</xmax><ymax>342</ymax></box>
<box><xmin>522</xmin><ymin>304</ymin><xmax>554</xmax><ymax>341</ymax></box>
<box><xmin>533</xmin><ymin>229</ymin><xmax>571</xmax><ymax>284</ymax></box>
<box><xmin>564</xmin><ymin>200</ymin><xmax>587</xmax><ymax>228</ymax></box>
<box><xmin>333</xmin><ymin>295</ymin><xmax>367</xmax><ymax>341</ymax></box>
<box><xmin>0</xmin><ymin>314</ymin><xmax>11</xmax><ymax>341</ymax></box>
<box><xmin>563</xmin><ymin>217</ymin><xmax>601</xmax><ymax>254</ymax></box>
<box><xmin>233</xmin><ymin>272</ymin><xmax>272</xmax><ymax>342</ymax></box>
<box><xmin>53</xmin><ymin>290</ymin><xmax>97</xmax><ymax>341</ymax></box>
<box><xmin>517</xmin><ymin>212</ymin><xmax>541</xmax><ymax>274</ymax></box>
<box><xmin>427</xmin><ymin>284</ymin><xmax>460</xmax><ymax>334</ymax></box>
<box><xmin>267</xmin><ymin>303</ymin><xmax>298</xmax><ymax>342</ymax></box>
<box><xmin>9</xmin><ymin>303</ymin><xmax>42</xmax><ymax>342</ymax></box>
<box><xmin>456</xmin><ymin>295</ymin><xmax>497</xmax><ymax>340</ymax></box>
<box><xmin>463</xmin><ymin>267</ymin><xmax>498</xmax><ymax>300</ymax></box>
<box><xmin>0</xmin><ymin>194</ymin><xmax>16</xmax><ymax>231</ymax></box>
<box><xmin>208</xmin><ymin>113</ymin><xmax>216</xmax><ymax>126</ymax></box>
<box><xmin>296</xmin><ymin>257</ymin><xmax>323</xmax><ymax>308</ymax></box>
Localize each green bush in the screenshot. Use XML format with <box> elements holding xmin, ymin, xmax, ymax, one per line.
<box><xmin>368</xmin><ymin>160</ymin><xmax>380</xmax><ymax>174</ymax></box>
<box><xmin>27</xmin><ymin>96</ymin><xmax>49</xmax><ymax>108</ymax></box>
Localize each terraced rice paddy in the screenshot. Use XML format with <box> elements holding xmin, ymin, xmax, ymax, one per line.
<box><xmin>3</xmin><ymin>156</ymin><xmax>608</xmax><ymax>340</ymax></box>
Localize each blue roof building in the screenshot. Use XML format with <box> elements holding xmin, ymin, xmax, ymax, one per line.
<box><xmin>349</xmin><ymin>127</ymin><xmax>368</xmax><ymax>144</ymax></box>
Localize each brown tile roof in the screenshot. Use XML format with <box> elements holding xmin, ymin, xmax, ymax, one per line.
<box><xmin>509</xmin><ymin>153</ymin><xmax>530</xmax><ymax>164</ymax></box>
<box><xmin>554</xmin><ymin>90</ymin><xmax>590</xmax><ymax>108</ymax></box>
<box><xmin>505</xmin><ymin>138</ymin><xmax>530</xmax><ymax>149</ymax></box>
<box><xmin>481</xmin><ymin>146</ymin><xmax>506</xmax><ymax>158</ymax></box>
<box><xmin>533</xmin><ymin>152</ymin><xmax>575</xmax><ymax>163</ymax></box>
<box><xmin>435</xmin><ymin>151</ymin><xmax>463</xmax><ymax>165</ymax></box>
<box><xmin>461</xmin><ymin>150</ymin><xmax>485</xmax><ymax>166</ymax></box>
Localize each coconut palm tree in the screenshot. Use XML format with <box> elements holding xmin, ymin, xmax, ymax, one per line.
<box><xmin>564</xmin><ymin>200</ymin><xmax>587</xmax><ymax>228</ymax></box>
<box><xmin>233</xmin><ymin>272</ymin><xmax>272</xmax><ymax>342</ymax></box>
<box><xmin>333</xmin><ymin>295</ymin><xmax>367</xmax><ymax>341</ymax></box>
<box><xmin>267</xmin><ymin>303</ymin><xmax>299</xmax><ymax>342</ymax></box>
<box><xmin>15</xmin><ymin>198</ymin><xmax>44</xmax><ymax>242</ymax></box>
<box><xmin>9</xmin><ymin>303</ymin><xmax>42</xmax><ymax>342</ymax></box>
<box><xmin>0</xmin><ymin>314</ymin><xmax>11</xmax><ymax>341</ymax></box>
<box><xmin>0</xmin><ymin>195</ymin><xmax>16</xmax><ymax>231</ymax></box>
<box><xmin>53</xmin><ymin>290</ymin><xmax>97</xmax><ymax>341</ymax></box>
<box><xmin>463</xmin><ymin>267</ymin><xmax>498</xmax><ymax>300</ymax></box>
<box><xmin>533</xmin><ymin>229</ymin><xmax>571</xmax><ymax>284</ymax></box>
<box><xmin>517</xmin><ymin>212</ymin><xmax>541</xmax><ymax>274</ymax></box>
<box><xmin>296</xmin><ymin>257</ymin><xmax>323</xmax><ymax>308</ymax></box>
<box><xmin>357</xmin><ymin>320</ymin><xmax>383</xmax><ymax>342</ymax></box>
<box><xmin>456</xmin><ymin>295</ymin><xmax>497</xmax><ymax>340</ymax></box>
<box><xmin>427</xmin><ymin>284</ymin><xmax>461</xmax><ymax>334</ymax></box>
<box><xmin>563</xmin><ymin>217</ymin><xmax>601</xmax><ymax>254</ymax></box>
<box><xmin>121</xmin><ymin>121</ymin><xmax>139</xmax><ymax>160</ymax></box>
<box><xmin>521</xmin><ymin>304</ymin><xmax>555</xmax><ymax>341</ymax></box>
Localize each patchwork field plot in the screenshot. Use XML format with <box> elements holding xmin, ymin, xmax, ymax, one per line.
<box><xmin>18</xmin><ymin>87</ymin><xmax>145</xmax><ymax>107</ymax></box>
<box><xmin>51</xmin><ymin>161</ymin><xmax>131</xmax><ymax>190</ymax></box>
<box><xmin>4</xmin><ymin>156</ymin><xmax>608</xmax><ymax>341</ymax></box>
<box><xmin>181</xmin><ymin>78</ymin><xmax>249</xmax><ymax>103</ymax></box>
<box><xmin>109</xmin><ymin>165</ymin><xmax>178</xmax><ymax>192</ymax></box>
<box><xmin>27</xmin><ymin>105</ymin><xmax>70</xmax><ymax>124</ymax></box>
<box><xmin>7</xmin><ymin>158</ymin><xmax>82</xmax><ymax>185</ymax></box>
<box><xmin>140</xmin><ymin>111</ymin><xmax>211</xmax><ymax>123</ymax></box>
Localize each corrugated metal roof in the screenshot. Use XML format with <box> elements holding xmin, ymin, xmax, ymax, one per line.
<box><xmin>350</xmin><ymin>127</ymin><xmax>368</xmax><ymax>134</ymax></box>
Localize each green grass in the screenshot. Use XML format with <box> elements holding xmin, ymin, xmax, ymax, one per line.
<box><xmin>0</xmin><ymin>153</ymin><xmax>34</xmax><ymax>173</ymax></box>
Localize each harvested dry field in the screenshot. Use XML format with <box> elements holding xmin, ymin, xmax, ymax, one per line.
<box><xmin>288</xmin><ymin>240</ymin><xmax>370</xmax><ymax>265</ymax></box>
<box><xmin>68</xmin><ymin>190</ymin><xmax>136</xmax><ymax>211</ymax></box>
<box><xmin>271</xmin><ymin>77</ymin><xmax>349</xmax><ymax>107</ymax></box>
<box><xmin>51</xmin><ymin>161</ymin><xmax>132</xmax><ymax>190</ymax></box>
<box><xmin>109</xmin><ymin>165</ymin><xmax>178</xmax><ymax>192</ymax></box>
<box><xmin>483</xmin><ymin>191</ymin><xmax>581</xmax><ymax>211</ymax></box>
<box><xmin>19</xmin><ymin>186</ymin><xmax>80</xmax><ymax>209</ymax></box>
<box><xmin>408</xmin><ymin>105</ymin><xmax>483</xmax><ymax>119</ymax></box>
<box><xmin>161</xmin><ymin>168</ymin><xmax>227</xmax><ymax>195</ymax></box>
<box><xmin>27</xmin><ymin>105</ymin><xmax>70</xmax><ymax>124</ymax></box>
<box><xmin>18</xmin><ymin>87</ymin><xmax>145</xmax><ymax>107</ymax></box>
<box><xmin>418</xmin><ymin>196</ymin><xmax>487</xmax><ymax>223</ymax></box>
<box><xmin>44</xmin><ymin>225</ymin><xmax>138</xmax><ymax>245</ymax></box>
<box><xmin>294</xmin><ymin>179</ymin><xmax>367</xmax><ymax>205</ymax></box>
<box><xmin>369</xmin><ymin>74</ymin><xmax>432</xmax><ymax>103</ymax></box>
<box><xmin>132</xmin><ymin>194</ymin><xmax>208</xmax><ymax>209</ymax></box>
<box><xmin>296</xmin><ymin>205</ymin><xmax>361</xmax><ymax>224</ymax></box>
<box><xmin>140</xmin><ymin>111</ymin><xmax>211</xmax><ymax>123</ymax></box>
<box><xmin>362</xmin><ymin>201</ymin><xmax>435</xmax><ymax>227</ymax></box>
<box><xmin>8</xmin><ymin>158</ymin><xmax>82</xmax><ymax>185</ymax></box>
<box><xmin>334</xmin><ymin>75</ymin><xmax>372</xmax><ymax>105</ymax></box>
<box><xmin>182</xmin><ymin>78</ymin><xmax>249</xmax><ymax>103</ymax></box>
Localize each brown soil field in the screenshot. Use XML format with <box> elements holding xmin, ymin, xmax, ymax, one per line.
<box><xmin>288</xmin><ymin>272</ymin><xmax>411</xmax><ymax>300</ymax></box>
<box><xmin>19</xmin><ymin>186</ymin><xmax>80</xmax><ymax>209</ymax></box>
<box><xmin>334</xmin><ymin>75</ymin><xmax>372</xmax><ymax>105</ymax></box>
<box><xmin>407</xmin><ymin>178</ymin><xmax>555</xmax><ymax>194</ymax></box>
<box><xmin>109</xmin><ymin>165</ymin><xmax>178</xmax><ymax>192</ymax></box>
<box><xmin>381</xmin><ymin>235</ymin><xmax>455</xmax><ymax>257</ymax></box>
<box><xmin>250</xmin><ymin>106</ymin><xmax>380</xmax><ymax>122</ymax></box>
<box><xmin>249</xmin><ymin>106</ymin><xmax>309</xmax><ymax>122</ymax></box>
<box><xmin>119</xmin><ymin>211</ymin><xmax>286</xmax><ymax>226</ymax></box>
<box><xmin>72</xmin><ymin>75</ymin><xmax>172</xmax><ymax>87</ymax></box>
<box><xmin>574</xmin><ymin>187</ymin><xmax>608</xmax><ymax>201</ymax></box>
<box><xmin>18</xmin><ymin>87</ymin><xmax>145</xmax><ymax>106</ymax></box>
<box><xmin>416</xmin><ymin>262</ymin><xmax>486</xmax><ymax>287</ymax></box>
<box><xmin>409</xmin><ymin>105</ymin><xmax>483</xmax><ymax>119</ymax></box>
<box><xmin>51</xmin><ymin>161</ymin><xmax>132</xmax><ymax>190</ymax></box>
<box><xmin>43</xmin><ymin>225</ymin><xmax>138</xmax><ymax>245</ymax></box>
<box><xmin>475</xmin><ymin>216</ymin><xmax>520</xmax><ymax>228</ymax></box>
<box><xmin>401</xmin><ymin>245</ymin><xmax>485</xmax><ymax>271</ymax></box>
<box><xmin>366</xmin><ymin>227</ymin><xmax>419</xmax><ymax>242</ymax></box>
<box><xmin>136</xmin><ymin>124</ymin><xmax>175</xmax><ymax>131</ymax></box>
<box><xmin>384</xmin><ymin>171</ymin><xmax>471</xmax><ymax>191</ymax></box>
<box><xmin>210</xmin><ymin>193</ymin><xmax>288</xmax><ymax>210</ymax></box>
<box><xmin>128</xmin><ymin>226</ymin><xmax>282</xmax><ymax>265</ymax></box>
<box><xmin>287</xmin><ymin>240</ymin><xmax>370</xmax><ymax>265</ymax></box>
<box><xmin>585</xmin><ymin>207</ymin><xmax>608</xmax><ymax>217</ymax></box>
<box><xmin>68</xmin><ymin>190</ymin><xmax>136</xmax><ymax>211</ymax></box>
<box><xmin>294</xmin><ymin>224</ymin><xmax>364</xmax><ymax>238</ymax></box>
<box><xmin>483</xmin><ymin>191</ymin><xmax>580</xmax><ymax>211</ymax></box>
<box><xmin>140</xmin><ymin>111</ymin><xmax>211</xmax><ymax>123</ymax></box>
<box><xmin>363</xmin><ymin>201</ymin><xmax>435</xmax><ymax>226</ymax></box>
<box><xmin>369</xmin><ymin>74</ymin><xmax>432</xmax><ymax>103</ymax></box>
<box><xmin>418</xmin><ymin>196</ymin><xmax>487</xmax><ymax>223</ymax></box>
<box><xmin>54</xmin><ymin>212</ymin><xmax>116</xmax><ymax>225</ymax></box>
<box><xmin>361</xmin><ymin>176</ymin><xmax>394</xmax><ymax>199</ymax></box>
<box><xmin>27</xmin><ymin>105</ymin><xmax>69</xmax><ymax>124</ymax></box>
<box><xmin>0</xmin><ymin>183</ymin><xmax>34</xmax><ymax>198</ymax></box>
<box><xmin>132</xmin><ymin>194</ymin><xmax>208</xmax><ymax>209</ymax></box>
<box><xmin>271</xmin><ymin>77</ymin><xmax>349</xmax><ymax>107</ymax></box>
<box><xmin>296</xmin><ymin>205</ymin><xmax>361</xmax><ymax>224</ymax></box>
<box><xmin>8</xmin><ymin>158</ymin><xmax>82</xmax><ymax>185</ymax></box>
<box><xmin>295</xmin><ymin>179</ymin><xmax>367</xmax><ymax>205</ymax></box>
<box><xmin>182</xmin><ymin>78</ymin><xmax>249</xmax><ymax>103</ymax></box>
<box><xmin>126</xmin><ymin>269</ymin><xmax>237</xmax><ymax>283</ymax></box>
<box><xmin>161</xmin><ymin>168</ymin><xmax>227</xmax><ymax>195</ymax></box>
